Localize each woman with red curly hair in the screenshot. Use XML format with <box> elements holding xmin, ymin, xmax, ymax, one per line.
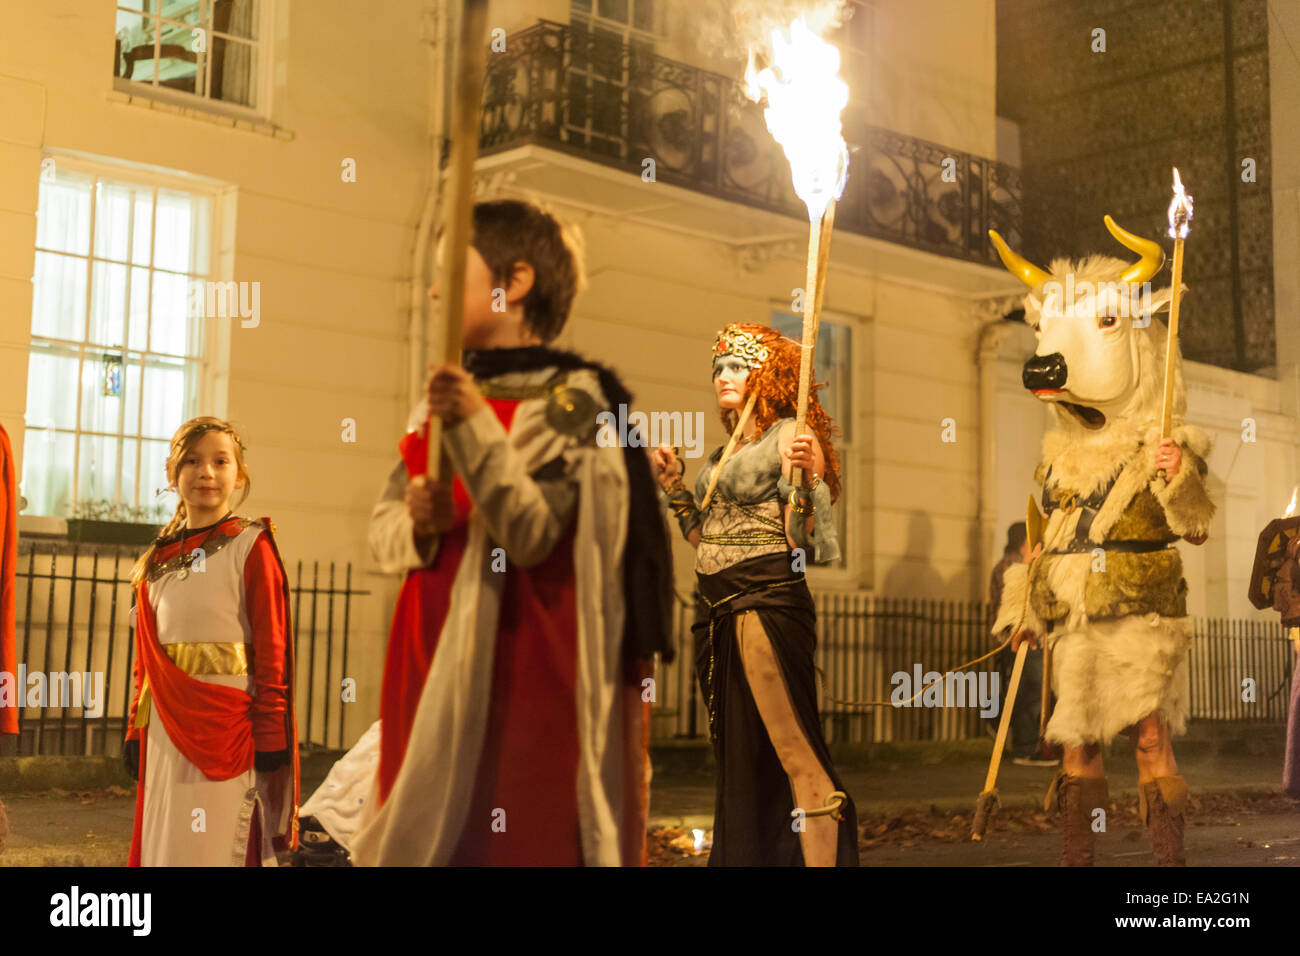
<box><xmin>651</xmin><ymin>323</ymin><xmax>858</xmax><ymax>866</ymax></box>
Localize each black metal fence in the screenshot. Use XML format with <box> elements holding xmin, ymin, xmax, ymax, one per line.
<box><xmin>481</xmin><ymin>19</ymin><xmax>1023</xmax><ymax>268</ymax></box>
<box><xmin>2</xmin><ymin>537</ymin><xmax>368</xmax><ymax>757</ymax></box>
<box><xmin>7</xmin><ymin>538</ymin><xmax>1287</xmax><ymax>757</ymax></box>
<box><xmin>650</xmin><ymin>592</ymin><xmax>1294</xmax><ymax>743</ymax></box>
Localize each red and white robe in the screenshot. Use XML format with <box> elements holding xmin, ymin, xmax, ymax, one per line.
<box><xmin>126</xmin><ymin>516</ymin><xmax>299</xmax><ymax>866</ymax></box>
<box><xmin>354</xmin><ymin>363</ymin><xmax>651</xmax><ymax>866</ymax></box>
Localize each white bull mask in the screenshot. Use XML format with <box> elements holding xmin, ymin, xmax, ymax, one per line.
<box><xmin>988</xmin><ymin>217</ymin><xmax>1176</xmax><ymax>432</ymax></box>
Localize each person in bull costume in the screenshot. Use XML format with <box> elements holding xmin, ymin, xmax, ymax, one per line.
<box><xmin>987</xmin><ymin>217</ymin><xmax>1215</xmax><ymax>866</ymax></box>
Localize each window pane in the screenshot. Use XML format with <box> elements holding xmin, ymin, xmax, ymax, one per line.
<box><xmin>210</xmin><ymin>34</ymin><xmax>257</xmax><ymax>107</ymax></box>
<box><xmin>132</xmin><ymin>189</ymin><xmax>154</xmax><ymax>266</ymax></box>
<box><xmin>150</xmin><ymin>271</ymin><xmax>191</xmax><ymax>355</ymax></box>
<box><xmin>125</xmin><ymin>359</ymin><xmax>145</xmax><ymax>436</ymax></box>
<box><xmin>117</xmin><ymin>2</ymin><xmax>158</xmax><ymax>16</ymax></box>
<box><xmin>121</xmin><ymin>439</ymin><xmax>143</xmax><ymax>512</ymax></box>
<box><xmin>138</xmin><ymin>439</ymin><xmax>173</xmax><ymax>511</ymax></box>
<box><xmin>159</xmin><ymin>0</ymin><xmax>203</xmax><ymax>28</ymax></box>
<box><xmin>632</xmin><ymin>0</ymin><xmax>654</xmax><ymax>32</ymax></box>
<box><xmin>571</xmin><ymin>0</ymin><xmax>593</xmax><ymax>12</ymax></box>
<box><xmin>128</xmin><ymin>267</ymin><xmax>151</xmax><ymax>352</ymax></box>
<box><xmin>141</xmin><ymin>360</ymin><xmax>187</xmax><ymax>438</ymax></box>
<box><xmin>213</xmin><ymin>0</ymin><xmax>259</xmax><ymax>40</ymax></box>
<box><xmin>36</xmin><ymin>171</ymin><xmax>93</xmax><ymax>256</ymax></box>
<box><xmin>117</xmin><ymin>12</ymin><xmax>161</xmax><ymax>83</ymax></box>
<box><xmin>32</xmin><ymin>251</ymin><xmax>88</xmax><ymax>341</ymax></box>
<box><xmin>80</xmin><ymin>352</ymin><xmax>126</xmax><ymax>435</ymax></box>
<box><xmin>155</xmin><ymin>21</ymin><xmax>202</xmax><ymax>95</ymax></box>
<box><xmin>21</xmin><ymin>430</ymin><xmax>75</xmax><ymax>518</ymax></box>
<box><xmin>772</xmin><ymin>311</ymin><xmax>852</xmax><ymax>442</ymax></box>
<box><xmin>154</xmin><ymin>190</ymin><xmax>209</xmax><ymax>273</ymax></box>
<box><xmin>25</xmin><ymin>347</ymin><xmax>81</xmax><ymax>431</ymax></box>
<box><xmin>94</xmin><ymin>181</ymin><xmax>133</xmax><ymax>262</ymax></box>
<box><xmin>89</xmin><ymin>260</ymin><xmax>129</xmax><ymax>347</ymax></box>
<box><xmin>78</xmin><ymin>434</ymin><xmax>122</xmax><ymax>504</ymax></box>
<box><xmin>597</xmin><ymin>0</ymin><xmax>629</xmax><ymax>23</ymax></box>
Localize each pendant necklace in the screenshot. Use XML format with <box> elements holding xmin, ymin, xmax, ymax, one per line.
<box><xmin>177</xmin><ymin>510</ymin><xmax>233</xmax><ymax>580</ymax></box>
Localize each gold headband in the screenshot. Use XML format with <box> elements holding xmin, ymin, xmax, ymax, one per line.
<box><xmin>713</xmin><ymin>324</ymin><xmax>769</xmax><ymax>370</ymax></box>
<box><xmin>178</xmin><ymin>423</ymin><xmax>245</xmax><ymax>453</ymax></box>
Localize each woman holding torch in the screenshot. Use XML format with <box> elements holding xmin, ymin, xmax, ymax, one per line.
<box><xmin>652</xmin><ymin>323</ymin><xmax>858</xmax><ymax>867</ymax></box>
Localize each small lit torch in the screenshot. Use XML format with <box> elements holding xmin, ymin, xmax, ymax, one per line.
<box><xmin>745</xmin><ymin>18</ymin><xmax>850</xmax><ymax>488</ymax></box>
<box><xmin>1158</xmin><ymin>168</ymin><xmax>1194</xmax><ymax>448</ymax></box>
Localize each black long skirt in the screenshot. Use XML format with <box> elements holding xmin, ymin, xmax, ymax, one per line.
<box><xmin>693</xmin><ymin>552</ymin><xmax>859</xmax><ymax>866</ymax></box>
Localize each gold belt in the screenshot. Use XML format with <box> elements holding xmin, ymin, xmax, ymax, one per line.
<box><xmin>166</xmin><ymin>641</ymin><xmax>250</xmax><ymax>676</ymax></box>
<box><xmin>134</xmin><ymin>643</ymin><xmax>250</xmax><ymax>729</ymax></box>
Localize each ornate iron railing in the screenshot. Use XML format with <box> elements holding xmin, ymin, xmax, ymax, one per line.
<box><xmin>481</xmin><ymin>19</ymin><xmax>1023</xmax><ymax>266</ymax></box>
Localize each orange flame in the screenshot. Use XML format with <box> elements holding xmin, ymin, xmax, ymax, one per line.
<box><xmin>744</xmin><ymin>17</ymin><xmax>850</xmax><ymax>222</ymax></box>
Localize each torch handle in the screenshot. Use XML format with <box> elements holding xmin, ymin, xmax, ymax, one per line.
<box><xmin>427</xmin><ymin>0</ymin><xmax>490</xmax><ymax>478</ymax></box>
<box><xmin>791</xmin><ymin>202</ymin><xmax>836</xmax><ymax>489</ymax></box>
<box><xmin>1158</xmin><ymin>238</ymin><xmax>1185</xmax><ymax>442</ymax></box>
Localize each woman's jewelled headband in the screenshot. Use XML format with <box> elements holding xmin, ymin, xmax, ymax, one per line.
<box><xmin>713</xmin><ymin>324</ymin><xmax>769</xmax><ymax>370</ymax></box>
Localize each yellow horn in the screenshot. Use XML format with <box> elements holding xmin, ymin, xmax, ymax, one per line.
<box><xmin>1104</xmin><ymin>215</ymin><xmax>1165</xmax><ymax>286</ymax></box>
<box><xmin>988</xmin><ymin>230</ymin><xmax>1051</xmax><ymax>288</ymax></box>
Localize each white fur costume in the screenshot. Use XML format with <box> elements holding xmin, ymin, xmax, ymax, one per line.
<box><xmin>992</xmin><ymin>250</ymin><xmax>1216</xmax><ymax>748</ymax></box>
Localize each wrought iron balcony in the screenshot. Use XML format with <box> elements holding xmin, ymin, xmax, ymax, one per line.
<box><xmin>481</xmin><ymin>20</ymin><xmax>1022</xmax><ymax>267</ymax></box>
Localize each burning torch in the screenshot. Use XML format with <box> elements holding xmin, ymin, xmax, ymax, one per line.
<box><xmin>744</xmin><ymin>17</ymin><xmax>850</xmax><ymax>489</ymax></box>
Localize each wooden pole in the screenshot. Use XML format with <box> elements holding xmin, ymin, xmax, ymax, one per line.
<box><xmin>427</xmin><ymin>0</ymin><xmax>490</xmax><ymax>476</ymax></box>
<box><xmin>700</xmin><ymin>391</ymin><xmax>758</xmax><ymax>512</ymax></box>
<box><xmin>1158</xmin><ymin>236</ymin><xmax>1186</xmax><ymax>442</ymax></box>
<box><xmin>971</xmin><ymin>640</ymin><xmax>1028</xmax><ymax>840</ymax></box>
<box><xmin>790</xmin><ymin>200</ymin><xmax>836</xmax><ymax>489</ymax></box>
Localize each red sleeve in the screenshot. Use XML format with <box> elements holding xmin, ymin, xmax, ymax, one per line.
<box><xmin>124</xmin><ymin>584</ymin><xmax>147</xmax><ymax>742</ymax></box>
<box><xmin>244</xmin><ymin>532</ymin><xmax>290</xmax><ymax>752</ymax></box>
<box><xmin>0</xmin><ymin>428</ymin><xmax>17</xmax><ymax>735</ymax></box>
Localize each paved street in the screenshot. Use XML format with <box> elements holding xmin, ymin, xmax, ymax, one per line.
<box><xmin>2</xmin><ymin>746</ymin><xmax>1296</xmax><ymax>867</ymax></box>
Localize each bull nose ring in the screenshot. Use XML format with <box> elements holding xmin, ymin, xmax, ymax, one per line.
<box><xmin>1023</xmin><ymin>352</ymin><xmax>1068</xmax><ymax>391</ymax></box>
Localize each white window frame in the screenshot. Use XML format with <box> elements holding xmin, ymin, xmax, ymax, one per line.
<box><xmin>25</xmin><ymin>151</ymin><xmax>232</xmax><ymax>521</ymax></box>
<box><xmin>770</xmin><ymin>306</ymin><xmax>860</xmax><ymax>584</ymax></box>
<box><xmin>570</xmin><ymin>0</ymin><xmax>663</xmax><ymax>42</ymax></box>
<box><xmin>112</xmin><ymin>0</ymin><xmax>276</xmax><ymax>122</ymax></box>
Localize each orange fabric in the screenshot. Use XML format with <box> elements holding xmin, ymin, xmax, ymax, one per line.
<box><xmin>0</xmin><ymin>425</ymin><xmax>17</xmax><ymax>735</ymax></box>
<box><xmin>126</xmin><ymin>517</ymin><xmax>299</xmax><ymax>864</ymax></box>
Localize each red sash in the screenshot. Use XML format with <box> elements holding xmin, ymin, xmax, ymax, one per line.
<box><xmin>0</xmin><ymin>425</ymin><xmax>18</xmax><ymax>735</ymax></box>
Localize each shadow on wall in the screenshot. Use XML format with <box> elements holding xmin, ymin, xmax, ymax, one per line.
<box><xmin>878</xmin><ymin>509</ymin><xmax>972</xmax><ymax>598</ymax></box>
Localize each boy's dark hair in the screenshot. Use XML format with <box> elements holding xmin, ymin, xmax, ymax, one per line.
<box><xmin>1004</xmin><ymin>521</ymin><xmax>1027</xmax><ymax>554</ymax></box>
<box><xmin>471</xmin><ymin>199</ymin><xmax>582</xmax><ymax>342</ymax></box>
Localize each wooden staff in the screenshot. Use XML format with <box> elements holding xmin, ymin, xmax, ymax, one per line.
<box><xmin>972</xmin><ymin>641</ymin><xmax>1028</xmax><ymax>841</ymax></box>
<box><xmin>1157</xmin><ymin>241</ymin><xmax>1185</xmax><ymax>441</ymax></box>
<box><xmin>789</xmin><ymin>200</ymin><xmax>836</xmax><ymax>489</ymax></box>
<box><xmin>1158</xmin><ymin>168</ymin><xmax>1193</xmax><ymax>456</ymax></box>
<box><xmin>700</xmin><ymin>391</ymin><xmax>758</xmax><ymax>511</ymax></box>
<box><xmin>427</xmin><ymin>0</ymin><xmax>490</xmax><ymax>476</ymax></box>
<box><xmin>973</xmin><ymin>494</ymin><xmax>1044</xmax><ymax>840</ymax></box>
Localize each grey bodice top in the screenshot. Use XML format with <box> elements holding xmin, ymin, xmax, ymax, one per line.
<box><xmin>688</xmin><ymin>417</ymin><xmax>840</xmax><ymax>575</ymax></box>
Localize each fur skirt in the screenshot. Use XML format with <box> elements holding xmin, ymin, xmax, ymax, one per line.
<box><xmin>1045</xmin><ymin>613</ymin><xmax>1193</xmax><ymax>747</ymax></box>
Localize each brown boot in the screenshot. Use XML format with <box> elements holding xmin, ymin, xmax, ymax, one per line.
<box><xmin>1139</xmin><ymin>776</ymin><xmax>1188</xmax><ymax>866</ymax></box>
<box><xmin>1045</xmin><ymin>772</ymin><xmax>1108</xmax><ymax>866</ymax></box>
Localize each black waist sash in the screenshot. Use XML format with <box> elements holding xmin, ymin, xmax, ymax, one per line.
<box><xmin>694</xmin><ymin>551</ymin><xmax>814</xmax><ymax>624</ymax></box>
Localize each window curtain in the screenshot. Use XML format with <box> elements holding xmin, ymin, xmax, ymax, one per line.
<box><xmin>212</xmin><ymin>0</ymin><xmax>255</xmax><ymax>106</ymax></box>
